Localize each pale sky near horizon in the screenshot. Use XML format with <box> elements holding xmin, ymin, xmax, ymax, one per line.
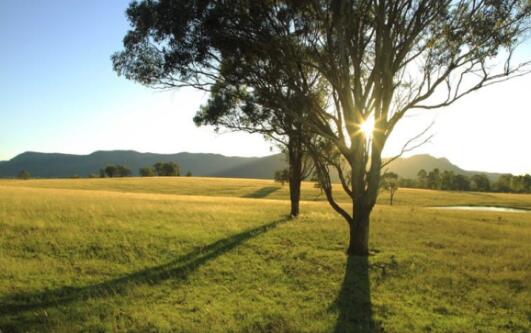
<box><xmin>1</xmin><ymin>1</ymin><xmax>530</xmax><ymax>174</ymax></box>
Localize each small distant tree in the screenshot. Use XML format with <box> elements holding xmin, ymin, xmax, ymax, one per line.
<box><xmin>104</xmin><ymin>165</ymin><xmax>118</xmax><ymax>178</ymax></box>
<box><xmin>440</xmin><ymin>170</ymin><xmax>455</xmax><ymax>190</ymax></box>
<box><xmin>186</xmin><ymin>171</ymin><xmax>192</xmax><ymax>177</ymax></box>
<box><xmin>162</xmin><ymin>162</ymin><xmax>179</xmax><ymax>176</ymax></box>
<box><xmin>417</xmin><ymin>169</ymin><xmax>428</xmax><ymax>188</ymax></box>
<box><xmin>153</xmin><ymin>162</ymin><xmax>164</xmax><ymax>176</ymax></box>
<box><xmin>116</xmin><ymin>165</ymin><xmax>132</xmax><ymax>177</ymax></box>
<box><xmin>153</xmin><ymin>162</ymin><xmax>180</xmax><ymax>176</ymax></box>
<box><xmin>471</xmin><ymin>174</ymin><xmax>490</xmax><ymax>192</ymax></box>
<box><xmin>495</xmin><ymin>174</ymin><xmax>513</xmax><ymax>192</ymax></box>
<box><xmin>139</xmin><ymin>167</ymin><xmax>155</xmax><ymax>177</ymax></box>
<box><xmin>99</xmin><ymin>168</ymin><xmax>105</xmax><ymax>178</ymax></box>
<box><xmin>453</xmin><ymin>174</ymin><xmax>471</xmax><ymax>191</ymax></box>
<box><xmin>427</xmin><ymin>169</ymin><xmax>441</xmax><ymax>189</ymax></box>
<box><xmin>398</xmin><ymin>178</ymin><xmax>416</xmax><ymax>188</ymax></box>
<box><xmin>17</xmin><ymin>170</ymin><xmax>31</xmax><ymax>180</ymax></box>
<box><xmin>274</xmin><ymin>169</ymin><xmax>289</xmax><ymax>186</ymax></box>
<box><xmin>522</xmin><ymin>174</ymin><xmax>531</xmax><ymax>193</ymax></box>
<box><xmin>380</xmin><ymin>172</ymin><xmax>399</xmax><ymax>206</ymax></box>
<box><xmin>88</xmin><ymin>173</ymin><xmax>99</xmax><ymax>178</ymax></box>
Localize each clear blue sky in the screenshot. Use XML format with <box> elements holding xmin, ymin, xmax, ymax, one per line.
<box><xmin>1</xmin><ymin>1</ymin><xmax>530</xmax><ymax>174</ymax></box>
<box><xmin>0</xmin><ymin>0</ymin><xmax>272</xmax><ymax>162</ymax></box>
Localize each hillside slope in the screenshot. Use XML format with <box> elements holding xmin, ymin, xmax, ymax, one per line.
<box><xmin>385</xmin><ymin>154</ymin><xmax>501</xmax><ymax>179</ymax></box>
<box><xmin>0</xmin><ymin>151</ymin><xmax>263</xmax><ymax>178</ymax></box>
<box><xmin>0</xmin><ymin>150</ymin><xmax>502</xmax><ymax>179</ymax></box>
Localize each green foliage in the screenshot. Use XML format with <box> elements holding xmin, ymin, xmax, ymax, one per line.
<box><xmin>471</xmin><ymin>174</ymin><xmax>491</xmax><ymax>192</ymax></box>
<box><xmin>273</xmin><ymin>169</ymin><xmax>289</xmax><ymax>186</ymax></box>
<box><xmin>407</xmin><ymin>169</ymin><xmax>529</xmax><ymax>194</ymax></box>
<box><xmin>104</xmin><ymin>165</ymin><xmax>118</xmax><ymax>178</ymax></box>
<box><xmin>116</xmin><ymin>165</ymin><xmax>132</xmax><ymax>177</ymax></box>
<box><xmin>186</xmin><ymin>171</ymin><xmax>192</xmax><ymax>177</ymax></box>
<box><xmin>153</xmin><ymin>162</ymin><xmax>180</xmax><ymax>177</ymax></box>
<box><xmin>104</xmin><ymin>165</ymin><xmax>131</xmax><ymax>178</ymax></box>
<box><xmin>380</xmin><ymin>172</ymin><xmax>399</xmax><ymax>205</ymax></box>
<box><xmin>16</xmin><ymin>170</ymin><xmax>31</xmax><ymax>180</ymax></box>
<box><xmin>139</xmin><ymin>167</ymin><xmax>155</xmax><ymax>177</ymax></box>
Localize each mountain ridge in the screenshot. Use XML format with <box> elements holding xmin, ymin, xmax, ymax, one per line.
<box><xmin>0</xmin><ymin>150</ymin><xmax>504</xmax><ymax>180</ymax></box>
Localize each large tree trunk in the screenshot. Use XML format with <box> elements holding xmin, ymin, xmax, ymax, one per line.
<box><xmin>288</xmin><ymin>138</ymin><xmax>303</xmax><ymax>218</ymax></box>
<box><xmin>347</xmin><ymin>205</ymin><xmax>371</xmax><ymax>256</ymax></box>
<box><xmin>289</xmin><ymin>172</ymin><xmax>301</xmax><ymax>217</ymax></box>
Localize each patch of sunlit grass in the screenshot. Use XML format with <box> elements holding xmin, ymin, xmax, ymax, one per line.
<box><xmin>0</xmin><ymin>178</ymin><xmax>530</xmax><ymax>332</ymax></box>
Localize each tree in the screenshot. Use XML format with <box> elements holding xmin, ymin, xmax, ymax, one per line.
<box><xmin>152</xmin><ymin>162</ymin><xmax>180</xmax><ymax>176</ymax></box>
<box><xmin>153</xmin><ymin>162</ymin><xmax>163</xmax><ymax>177</ymax></box>
<box><xmin>471</xmin><ymin>174</ymin><xmax>491</xmax><ymax>192</ymax></box>
<box><xmin>116</xmin><ymin>165</ymin><xmax>132</xmax><ymax>177</ymax></box>
<box><xmin>417</xmin><ymin>169</ymin><xmax>428</xmax><ymax>188</ymax></box>
<box><xmin>194</xmin><ymin>81</ymin><xmax>317</xmax><ymax>217</ymax></box>
<box><xmin>427</xmin><ymin>169</ymin><xmax>441</xmax><ymax>189</ymax></box>
<box><xmin>186</xmin><ymin>171</ymin><xmax>192</xmax><ymax>177</ymax></box>
<box><xmin>299</xmin><ymin>1</ymin><xmax>529</xmax><ymax>255</ymax></box>
<box><xmin>104</xmin><ymin>165</ymin><xmax>118</xmax><ymax>178</ymax></box>
<box><xmin>522</xmin><ymin>174</ymin><xmax>531</xmax><ymax>193</ymax></box>
<box><xmin>17</xmin><ymin>170</ymin><xmax>31</xmax><ymax>180</ymax></box>
<box><xmin>139</xmin><ymin>167</ymin><xmax>155</xmax><ymax>177</ymax></box>
<box><xmin>113</xmin><ymin>1</ymin><xmax>318</xmax><ymax>217</ymax></box>
<box><xmin>99</xmin><ymin>168</ymin><xmax>105</xmax><ymax>178</ymax></box>
<box><xmin>440</xmin><ymin>170</ymin><xmax>455</xmax><ymax>190</ymax></box>
<box><xmin>274</xmin><ymin>169</ymin><xmax>290</xmax><ymax>186</ymax></box>
<box><xmin>162</xmin><ymin>162</ymin><xmax>179</xmax><ymax>177</ymax></box>
<box><xmin>380</xmin><ymin>172</ymin><xmax>399</xmax><ymax>205</ymax></box>
<box><xmin>398</xmin><ymin>177</ymin><xmax>416</xmax><ymax>188</ymax></box>
<box><xmin>495</xmin><ymin>174</ymin><xmax>513</xmax><ymax>192</ymax></box>
<box><xmin>453</xmin><ymin>174</ymin><xmax>470</xmax><ymax>191</ymax></box>
<box><xmin>114</xmin><ymin>0</ymin><xmax>531</xmax><ymax>255</ymax></box>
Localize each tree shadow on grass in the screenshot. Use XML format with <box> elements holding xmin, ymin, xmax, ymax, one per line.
<box><xmin>0</xmin><ymin>218</ymin><xmax>287</xmax><ymax>331</ymax></box>
<box><xmin>242</xmin><ymin>186</ymin><xmax>280</xmax><ymax>198</ymax></box>
<box><xmin>332</xmin><ymin>255</ymin><xmax>382</xmax><ymax>333</ymax></box>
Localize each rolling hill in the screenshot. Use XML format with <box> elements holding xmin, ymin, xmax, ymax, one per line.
<box><xmin>383</xmin><ymin>154</ymin><xmax>502</xmax><ymax>180</ymax></box>
<box><xmin>0</xmin><ymin>150</ymin><xmax>501</xmax><ymax>179</ymax></box>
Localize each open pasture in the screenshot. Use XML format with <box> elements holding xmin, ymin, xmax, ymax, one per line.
<box><xmin>0</xmin><ymin>177</ymin><xmax>530</xmax><ymax>332</ymax></box>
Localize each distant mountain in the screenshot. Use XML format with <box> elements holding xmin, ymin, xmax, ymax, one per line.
<box><xmin>212</xmin><ymin>154</ymin><xmax>286</xmax><ymax>179</ymax></box>
<box><xmin>0</xmin><ymin>150</ymin><xmax>268</xmax><ymax>178</ymax></box>
<box><xmin>384</xmin><ymin>154</ymin><xmax>502</xmax><ymax>180</ymax></box>
<box><xmin>0</xmin><ymin>150</ymin><xmax>502</xmax><ymax>180</ymax></box>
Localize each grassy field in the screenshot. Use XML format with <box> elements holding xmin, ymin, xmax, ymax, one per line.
<box><xmin>0</xmin><ymin>177</ymin><xmax>530</xmax><ymax>332</ymax></box>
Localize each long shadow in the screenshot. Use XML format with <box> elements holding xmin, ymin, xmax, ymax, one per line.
<box><xmin>0</xmin><ymin>219</ymin><xmax>286</xmax><ymax>321</ymax></box>
<box><xmin>242</xmin><ymin>186</ymin><xmax>280</xmax><ymax>198</ymax></box>
<box><xmin>332</xmin><ymin>255</ymin><xmax>380</xmax><ymax>333</ymax></box>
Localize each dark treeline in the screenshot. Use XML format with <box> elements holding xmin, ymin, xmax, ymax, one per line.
<box><xmin>139</xmin><ymin>162</ymin><xmax>180</xmax><ymax>177</ymax></box>
<box><xmin>399</xmin><ymin>169</ymin><xmax>531</xmax><ymax>194</ymax></box>
<box><xmin>95</xmin><ymin>162</ymin><xmax>182</xmax><ymax>178</ymax></box>
<box><xmin>99</xmin><ymin>165</ymin><xmax>132</xmax><ymax>178</ymax></box>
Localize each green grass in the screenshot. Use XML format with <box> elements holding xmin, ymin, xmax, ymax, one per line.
<box><xmin>0</xmin><ymin>178</ymin><xmax>530</xmax><ymax>332</ymax></box>
<box><xmin>2</xmin><ymin>176</ymin><xmax>531</xmax><ymax>209</ymax></box>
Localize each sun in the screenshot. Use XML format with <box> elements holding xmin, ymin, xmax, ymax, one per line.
<box><xmin>360</xmin><ymin>116</ymin><xmax>375</xmax><ymax>137</ymax></box>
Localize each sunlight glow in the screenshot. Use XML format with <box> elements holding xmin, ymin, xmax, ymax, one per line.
<box><xmin>360</xmin><ymin>116</ymin><xmax>375</xmax><ymax>138</ymax></box>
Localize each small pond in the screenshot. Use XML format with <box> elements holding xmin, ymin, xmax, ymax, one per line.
<box><xmin>429</xmin><ymin>206</ymin><xmax>529</xmax><ymax>213</ymax></box>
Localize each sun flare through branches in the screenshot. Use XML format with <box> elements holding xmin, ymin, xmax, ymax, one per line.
<box><xmin>360</xmin><ymin>116</ymin><xmax>375</xmax><ymax>138</ymax></box>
